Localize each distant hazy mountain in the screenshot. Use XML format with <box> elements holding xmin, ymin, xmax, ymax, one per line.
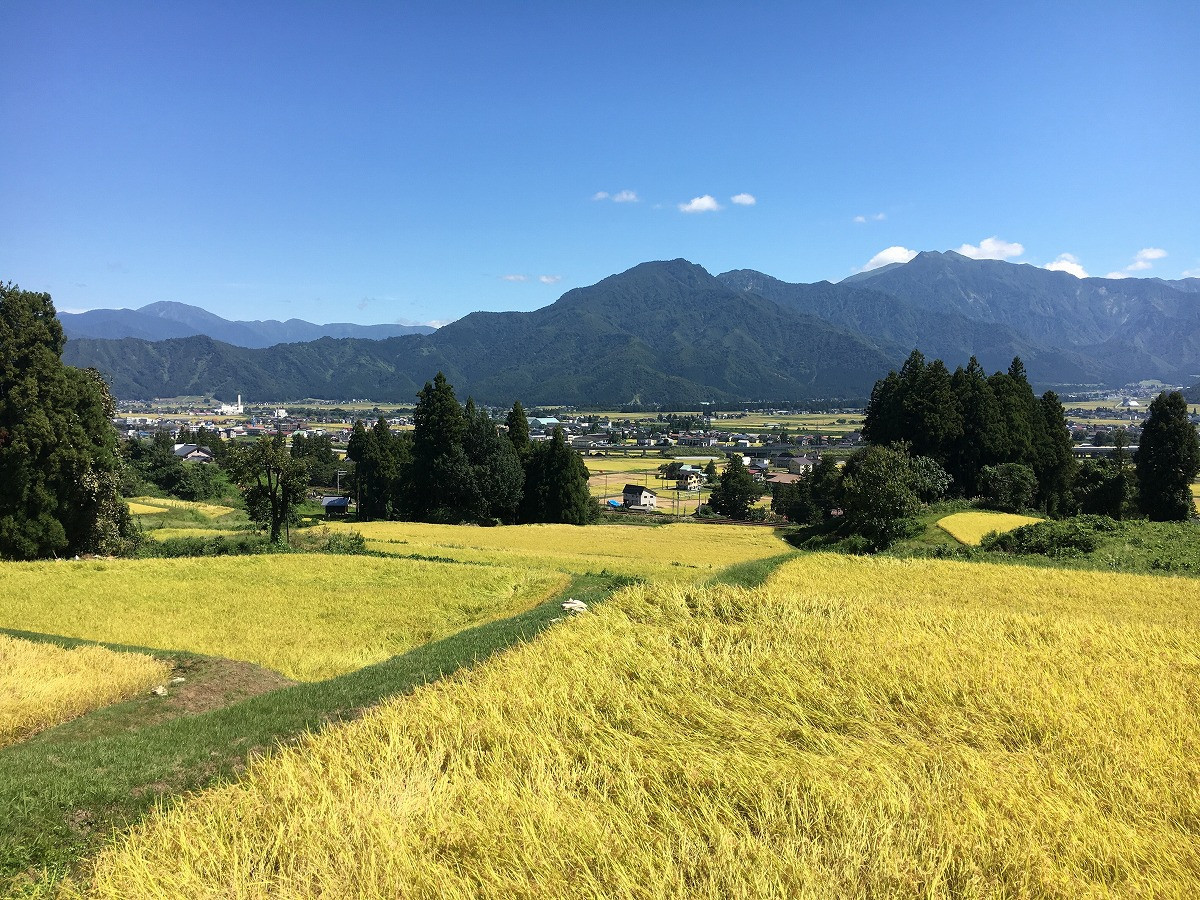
<box><xmin>63</xmin><ymin>254</ymin><xmax>1200</xmax><ymax>403</ymax></box>
<box><xmin>64</xmin><ymin>260</ymin><xmax>899</xmax><ymax>405</ymax></box>
<box><xmin>842</xmin><ymin>251</ymin><xmax>1199</xmax><ymax>357</ymax></box>
<box><xmin>59</xmin><ymin>301</ymin><xmax>435</xmax><ymax>347</ymax></box>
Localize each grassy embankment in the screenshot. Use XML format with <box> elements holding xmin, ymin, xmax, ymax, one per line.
<box><xmin>71</xmin><ymin>553</ymin><xmax>1200</xmax><ymax>899</ymax></box>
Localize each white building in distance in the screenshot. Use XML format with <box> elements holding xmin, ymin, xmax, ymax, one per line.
<box><xmin>217</xmin><ymin>394</ymin><xmax>244</xmax><ymax>415</ymax></box>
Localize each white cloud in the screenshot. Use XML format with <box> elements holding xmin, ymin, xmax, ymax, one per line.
<box><xmin>538</xmin><ymin>275</ymin><xmax>562</xmax><ymax>284</ymax></box>
<box><xmin>593</xmin><ymin>189</ymin><xmax>638</xmax><ymax>203</ymax></box>
<box><xmin>853</xmin><ymin>212</ymin><xmax>885</xmax><ymax>223</ymax></box>
<box><xmin>730</xmin><ymin>193</ymin><xmax>756</xmax><ymax>206</ymax></box>
<box><xmin>955</xmin><ymin>237</ymin><xmax>1025</xmax><ymax>260</ymax></box>
<box><xmin>1105</xmin><ymin>271</ymin><xmax>1130</xmax><ymax>279</ymax></box>
<box><xmin>1182</xmin><ymin>268</ymin><xmax>1200</xmax><ymax>278</ymax></box>
<box><xmin>501</xmin><ymin>274</ymin><xmax>528</xmax><ymax>282</ymax></box>
<box><xmin>679</xmin><ymin>195</ymin><xmax>722</xmax><ymax>213</ymax></box>
<box><xmin>1043</xmin><ymin>253</ymin><xmax>1089</xmax><ymax>278</ymax></box>
<box><xmin>859</xmin><ymin>246</ymin><xmax>918</xmax><ymax>272</ymax></box>
<box><xmin>1127</xmin><ymin>247</ymin><xmax>1167</xmax><ymax>271</ymax></box>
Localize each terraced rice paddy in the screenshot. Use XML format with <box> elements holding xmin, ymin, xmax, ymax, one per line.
<box><xmin>936</xmin><ymin>510</ymin><xmax>1044</xmax><ymax>545</ymax></box>
<box><xmin>0</xmin><ymin>557</ymin><xmax>564</xmax><ymax>681</ymax></box>
<box><xmin>127</xmin><ymin>497</ymin><xmax>238</xmax><ymax>518</ymax></box>
<box><xmin>0</xmin><ymin>635</ymin><xmax>169</xmax><ymax>748</ymax></box>
<box><xmin>325</xmin><ymin>520</ymin><xmax>789</xmax><ymax>581</ymax></box>
<box><xmin>73</xmin><ymin>553</ymin><xmax>1200</xmax><ymax>899</ymax></box>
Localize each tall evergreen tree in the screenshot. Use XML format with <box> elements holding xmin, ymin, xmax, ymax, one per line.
<box><xmin>408</xmin><ymin>372</ymin><xmax>472</xmax><ymax>521</ymax></box>
<box><xmin>0</xmin><ymin>283</ymin><xmax>134</xmax><ymax>559</ymax></box>
<box><xmin>947</xmin><ymin>357</ymin><xmax>1006</xmax><ymax>497</ymax></box>
<box><xmin>1135</xmin><ymin>391</ymin><xmax>1200</xmax><ymax>520</ymax></box>
<box><xmin>505</xmin><ymin>400</ymin><xmax>531</xmax><ymax>456</ymax></box>
<box><xmin>988</xmin><ymin>359</ymin><xmax>1037</xmax><ymax>468</ymax></box>
<box><xmin>519</xmin><ymin>427</ymin><xmax>597</xmax><ymax>524</ymax></box>
<box><xmin>1034</xmin><ymin>391</ymin><xmax>1076</xmax><ymax>514</ymax></box>
<box><xmin>463</xmin><ymin>402</ymin><xmax>524</xmax><ymax>523</ymax></box>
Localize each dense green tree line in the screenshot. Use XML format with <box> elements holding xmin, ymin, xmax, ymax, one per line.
<box><xmin>0</xmin><ymin>284</ymin><xmax>136</xmax><ymax>559</ymax></box>
<box><xmin>862</xmin><ymin>352</ymin><xmax>1075</xmax><ymax>513</ymax></box>
<box><xmin>347</xmin><ymin>373</ymin><xmax>597</xmax><ymax>526</ymax></box>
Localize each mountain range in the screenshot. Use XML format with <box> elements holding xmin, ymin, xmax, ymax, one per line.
<box><xmin>61</xmin><ymin>253</ymin><xmax>1200</xmax><ymax>406</ymax></box>
<box><xmin>59</xmin><ymin>301</ymin><xmax>435</xmax><ymax>347</ymax></box>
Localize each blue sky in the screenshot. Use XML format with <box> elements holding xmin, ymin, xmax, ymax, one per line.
<box><xmin>2</xmin><ymin>1</ymin><xmax>1197</xmax><ymax>326</ymax></box>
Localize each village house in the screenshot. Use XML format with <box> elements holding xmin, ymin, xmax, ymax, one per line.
<box><xmin>172</xmin><ymin>444</ymin><xmax>215</xmax><ymax>464</ymax></box>
<box><xmin>622</xmin><ymin>484</ymin><xmax>658</xmax><ymax>510</ymax></box>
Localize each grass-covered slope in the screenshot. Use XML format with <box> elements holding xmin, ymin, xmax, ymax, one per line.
<box><xmin>74</xmin><ymin>554</ymin><xmax>1200</xmax><ymax>898</ymax></box>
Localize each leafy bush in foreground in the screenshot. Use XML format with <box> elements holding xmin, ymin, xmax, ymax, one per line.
<box><xmin>981</xmin><ymin>515</ymin><xmax>1121</xmax><ymax>557</ymax></box>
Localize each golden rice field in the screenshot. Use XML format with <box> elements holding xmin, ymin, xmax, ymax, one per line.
<box><xmin>323</xmin><ymin>520</ymin><xmax>789</xmax><ymax>581</ymax></box>
<box><xmin>0</xmin><ymin>557</ymin><xmax>564</xmax><ymax>681</ymax></box>
<box><xmin>125</xmin><ymin>502</ymin><xmax>168</xmax><ymax>515</ymax></box>
<box><xmin>936</xmin><ymin>510</ymin><xmax>1044</xmax><ymax>545</ymax></box>
<box><xmin>73</xmin><ymin>553</ymin><xmax>1200</xmax><ymax>898</ymax></box>
<box><xmin>127</xmin><ymin>497</ymin><xmax>238</xmax><ymax>518</ymax></box>
<box><xmin>0</xmin><ymin>635</ymin><xmax>170</xmax><ymax>748</ymax></box>
<box><xmin>581</xmin><ymin>457</ymin><xmax>672</xmax><ymax>474</ymax></box>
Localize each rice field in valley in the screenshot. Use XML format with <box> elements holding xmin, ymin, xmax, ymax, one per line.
<box><xmin>0</xmin><ymin>556</ymin><xmax>565</xmax><ymax>681</ymax></box>
<box><xmin>323</xmin><ymin>520</ymin><xmax>790</xmax><ymax>581</ymax></box>
<box><xmin>936</xmin><ymin>510</ymin><xmax>1044</xmax><ymax>545</ymax></box>
<box><xmin>0</xmin><ymin>635</ymin><xmax>170</xmax><ymax>748</ymax></box>
<box><xmin>72</xmin><ymin>553</ymin><xmax>1200</xmax><ymax>899</ymax></box>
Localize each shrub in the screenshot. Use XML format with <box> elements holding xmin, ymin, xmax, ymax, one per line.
<box><xmin>980</xmin><ymin>516</ymin><xmax>1119</xmax><ymax>557</ymax></box>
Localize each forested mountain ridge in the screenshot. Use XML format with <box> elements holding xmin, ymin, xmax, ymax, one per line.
<box><xmin>62</xmin><ymin>255</ymin><xmax>1200</xmax><ymax>403</ymax></box>
<box><xmin>59</xmin><ymin>301</ymin><xmax>434</xmax><ymax>347</ymax></box>
<box><xmin>64</xmin><ymin>260</ymin><xmax>900</xmax><ymax>405</ymax></box>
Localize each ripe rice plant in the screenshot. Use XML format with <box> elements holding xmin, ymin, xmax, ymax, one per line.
<box><xmin>73</xmin><ymin>554</ymin><xmax>1200</xmax><ymax>898</ymax></box>
<box><xmin>127</xmin><ymin>497</ymin><xmax>238</xmax><ymax>518</ymax></box>
<box><xmin>0</xmin><ymin>635</ymin><xmax>169</xmax><ymax>748</ymax></box>
<box><xmin>937</xmin><ymin>510</ymin><xmax>1043</xmax><ymax>545</ymax></box>
<box><xmin>0</xmin><ymin>557</ymin><xmax>564</xmax><ymax>681</ymax></box>
<box><xmin>125</xmin><ymin>502</ymin><xmax>168</xmax><ymax>515</ymax></box>
<box><xmin>324</xmin><ymin>520</ymin><xmax>788</xmax><ymax>581</ymax></box>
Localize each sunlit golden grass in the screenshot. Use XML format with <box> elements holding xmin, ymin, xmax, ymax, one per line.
<box><xmin>325</xmin><ymin>520</ymin><xmax>788</xmax><ymax>581</ymax></box>
<box><xmin>72</xmin><ymin>554</ymin><xmax>1200</xmax><ymax>898</ymax></box>
<box><xmin>0</xmin><ymin>635</ymin><xmax>169</xmax><ymax>748</ymax></box>
<box><xmin>936</xmin><ymin>510</ymin><xmax>1044</xmax><ymax>545</ymax></box>
<box><xmin>125</xmin><ymin>502</ymin><xmax>167</xmax><ymax>515</ymax></box>
<box><xmin>0</xmin><ymin>557</ymin><xmax>564</xmax><ymax>681</ymax></box>
<box><xmin>127</xmin><ymin>497</ymin><xmax>237</xmax><ymax>518</ymax></box>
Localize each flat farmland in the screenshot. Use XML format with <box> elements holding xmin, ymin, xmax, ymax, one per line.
<box><xmin>77</xmin><ymin>553</ymin><xmax>1200</xmax><ymax>899</ymax></box>
<box><xmin>0</xmin><ymin>557</ymin><xmax>565</xmax><ymax>681</ymax></box>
